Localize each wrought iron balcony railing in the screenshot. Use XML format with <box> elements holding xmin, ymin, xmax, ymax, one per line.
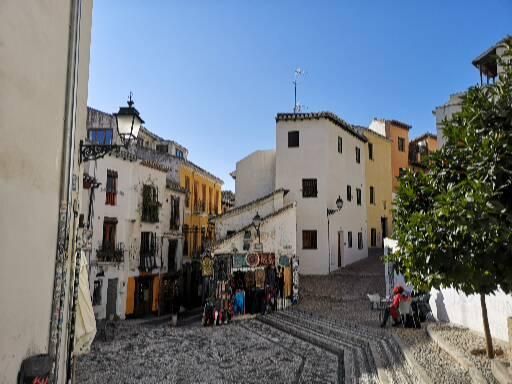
<box><xmin>96</xmin><ymin>242</ymin><xmax>124</xmax><ymax>263</ymax></box>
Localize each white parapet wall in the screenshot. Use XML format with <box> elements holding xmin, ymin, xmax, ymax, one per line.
<box><xmin>384</xmin><ymin>238</ymin><xmax>512</xmax><ymax>341</ymax></box>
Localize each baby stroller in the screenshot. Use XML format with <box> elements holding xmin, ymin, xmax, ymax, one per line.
<box><xmin>413</xmin><ymin>292</ymin><xmax>434</xmax><ymax>322</ymax></box>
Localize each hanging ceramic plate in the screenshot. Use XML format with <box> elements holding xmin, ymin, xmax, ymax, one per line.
<box><xmin>246</xmin><ymin>253</ymin><xmax>259</xmax><ymax>268</ymax></box>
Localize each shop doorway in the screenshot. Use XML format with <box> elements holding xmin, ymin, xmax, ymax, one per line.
<box><xmin>337</xmin><ymin>231</ymin><xmax>344</xmax><ymax>267</ymax></box>
<box><xmin>135</xmin><ymin>276</ymin><xmax>153</xmax><ymax>317</ymax></box>
<box><xmin>106</xmin><ymin>278</ymin><xmax>118</xmax><ymax>320</ymax></box>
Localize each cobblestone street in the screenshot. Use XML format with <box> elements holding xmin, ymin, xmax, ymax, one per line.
<box><xmin>76</xmin><ymin>252</ymin><xmax>472</xmax><ymax>384</ymax></box>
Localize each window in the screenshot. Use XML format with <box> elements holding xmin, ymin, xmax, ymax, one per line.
<box><xmin>183</xmin><ymin>225</ymin><xmax>189</xmax><ymax>256</ymax></box>
<box><xmin>368</xmin><ymin>143</ymin><xmax>373</xmax><ymax>160</ymax></box>
<box><xmin>88</xmin><ymin>128</ymin><xmax>113</xmax><ymax>145</ymax></box>
<box><xmin>201</xmin><ymin>184</ymin><xmax>207</xmax><ymax>212</ymax></box>
<box><xmin>176</xmin><ymin>149</ymin><xmax>184</xmax><ymax>158</ymax></box>
<box><xmin>358</xmin><ymin>232</ymin><xmax>363</xmax><ymax>249</ymax></box>
<box><xmin>302</xmin><ymin>230</ymin><xmax>317</xmax><ymax>249</ymax></box>
<box><xmin>92</xmin><ymin>280</ymin><xmax>102</xmax><ymax>306</ymax></box>
<box><xmin>209</xmin><ymin>187</ymin><xmax>213</xmax><ymax>213</ymax></box>
<box><xmin>226</xmin><ymin>230</ymin><xmax>236</xmax><ymax>237</ymax></box>
<box><xmin>105</xmin><ymin>169</ymin><xmax>118</xmax><ymax>205</ymax></box>
<box><xmin>356</xmin><ymin>188</ymin><xmax>361</xmax><ymax>205</ymax></box>
<box><xmin>302</xmin><ymin>179</ymin><xmax>318</xmax><ymax>198</ymax></box>
<box><xmin>137</xmin><ymin>137</ymin><xmax>144</xmax><ymax>148</ymax></box>
<box><xmin>348</xmin><ymin>232</ymin><xmax>353</xmax><ymax>248</ymax></box>
<box><xmin>288</xmin><ymin>131</ymin><xmax>299</xmax><ymax>147</ymax></box>
<box><xmin>170</xmin><ymin>196</ymin><xmax>180</xmax><ymax>230</ymax></box>
<box><xmin>337</xmin><ymin>137</ymin><xmax>343</xmax><ymax>153</ymax></box>
<box><xmin>102</xmin><ymin>217</ymin><xmax>117</xmax><ymax>250</ymax></box>
<box><xmin>140</xmin><ymin>232</ymin><xmax>157</xmax><ymax>271</ymax></box>
<box><xmin>142</xmin><ymin>184</ymin><xmax>159</xmax><ymax>222</ymax></box>
<box><xmin>356</xmin><ymin>147</ymin><xmax>361</xmax><ymax>163</ymax></box>
<box><xmin>370</xmin><ymin>186</ymin><xmax>375</xmax><ymax>205</ymax></box>
<box><xmin>398</xmin><ymin>137</ymin><xmax>405</xmax><ymax>152</ymax></box>
<box><xmin>156</xmin><ymin>144</ymin><xmax>168</xmax><ymax>153</ymax></box>
<box><xmin>214</xmin><ymin>190</ymin><xmax>219</xmax><ymax>213</ymax></box>
<box><xmin>347</xmin><ymin>185</ymin><xmax>352</xmax><ymax>202</ymax></box>
<box><xmin>193</xmin><ymin>181</ymin><xmax>199</xmax><ymax>211</ymax></box>
<box><xmin>168</xmin><ymin>240</ymin><xmax>178</xmax><ymax>273</ymax></box>
<box><xmin>371</xmin><ymin>228</ymin><xmax>377</xmax><ymax>247</ymax></box>
<box><xmin>185</xmin><ymin>177</ymin><xmax>190</xmax><ymax>208</ymax></box>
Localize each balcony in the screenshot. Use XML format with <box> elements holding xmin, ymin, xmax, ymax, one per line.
<box><xmin>96</xmin><ymin>242</ymin><xmax>124</xmax><ymax>263</ymax></box>
<box><xmin>141</xmin><ymin>202</ymin><xmax>160</xmax><ymax>222</ymax></box>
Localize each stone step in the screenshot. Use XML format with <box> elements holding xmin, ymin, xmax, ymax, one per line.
<box><xmin>260</xmin><ymin>309</ymin><xmax>418</xmax><ymax>384</ymax></box>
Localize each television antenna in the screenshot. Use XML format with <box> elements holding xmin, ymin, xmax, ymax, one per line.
<box><xmin>293</xmin><ymin>68</ymin><xmax>305</xmax><ymax>113</ymax></box>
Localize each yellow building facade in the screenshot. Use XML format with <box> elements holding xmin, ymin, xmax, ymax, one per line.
<box><xmin>180</xmin><ymin>163</ymin><xmax>223</xmax><ymax>259</ymax></box>
<box><xmin>362</xmin><ymin>129</ymin><xmax>393</xmax><ymax>248</ymax></box>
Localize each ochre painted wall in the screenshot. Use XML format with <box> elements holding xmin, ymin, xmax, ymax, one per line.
<box><xmin>364</xmin><ymin>132</ymin><xmax>393</xmax><ymax>248</ymax></box>
<box><xmin>180</xmin><ymin>164</ymin><xmax>222</xmax><ymax>258</ymax></box>
<box><xmin>386</xmin><ymin>122</ymin><xmax>410</xmax><ymax>193</ymax></box>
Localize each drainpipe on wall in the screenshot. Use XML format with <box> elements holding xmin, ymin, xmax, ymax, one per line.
<box><xmin>48</xmin><ymin>0</ymin><xmax>82</xmax><ymax>383</ymax></box>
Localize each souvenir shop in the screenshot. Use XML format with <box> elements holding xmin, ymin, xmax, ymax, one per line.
<box><xmin>201</xmin><ymin>252</ymin><xmax>298</xmax><ymax>326</ymax></box>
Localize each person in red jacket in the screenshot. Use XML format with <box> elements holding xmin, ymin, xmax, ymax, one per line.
<box><xmin>380</xmin><ymin>285</ymin><xmax>406</xmax><ymax>327</ymax></box>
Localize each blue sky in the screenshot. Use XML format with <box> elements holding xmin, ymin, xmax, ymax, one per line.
<box><xmin>87</xmin><ymin>1</ymin><xmax>511</xmax><ymax>191</ymax></box>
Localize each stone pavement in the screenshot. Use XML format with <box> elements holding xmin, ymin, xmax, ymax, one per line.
<box><xmin>76</xmin><ymin>251</ymin><xmax>467</xmax><ymax>383</ymax></box>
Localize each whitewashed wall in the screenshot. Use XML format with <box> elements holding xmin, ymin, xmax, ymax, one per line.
<box><xmin>431</xmin><ymin>288</ymin><xmax>512</xmax><ymax>342</ymax></box>
<box><xmin>384</xmin><ymin>238</ymin><xmax>512</xmax><ymax>341</ymax></box>
<box><xmin>275</xmin><ymin>118</ymin><xmax>368</xmax><ymax>275</ymax></box>
<box><xmin>369</xmin><ymin>120</ymin><xmax>386</xmax><ymax>137</ymax></box>
<box><xmin>234</xmin><ymin>150</ymin><xmax>276</xmax><ymax>206</ymax></box>
<box><xmin>214</xmin><ymin>204</ymin><xmax>296</xmax><ymax>258</ymax></box>
<box><xmin>83</xmin><ymin>156</ymin><xmax>183</xmax><ymax>319</ymax></box>
<box><xmin>213</xmin><ymin>190</ymin><xmax>285</xmax><ymax>240</ymax></box>
<box><xmin>0</xmin><ymin>1</ymin><xmax>93</xmax><ymax>382</ymax></box>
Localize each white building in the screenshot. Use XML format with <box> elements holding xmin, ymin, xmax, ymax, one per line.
<box><xmin>435</xmin><ymin>36</ymin><xmax>511</xmax><ymax>147</ymax></box>
<box><xmin>232</xmin><ymin>112</ymin><xmax>369</xmax><ymax>275</ymax></box>
<box><xmin>231</xmin><ymin>150</ymin><xmax>276</xmax><ymax>206</ymax></box>
<box><xmin>83</xmin><ymin>108</ymin><xmax>185</xmax><ymax>319</ymax></box>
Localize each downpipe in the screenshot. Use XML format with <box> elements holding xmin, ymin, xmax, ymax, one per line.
<box><xmin>48</xmin><ymin>0</ymin><xmax>82</xmax><ymax>382</ymax></box>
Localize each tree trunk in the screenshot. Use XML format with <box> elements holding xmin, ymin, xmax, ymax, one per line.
<box><xmin>480</xmin><ymin>293</ymin><xmax>495</xmax><ymax>359</ymax></box>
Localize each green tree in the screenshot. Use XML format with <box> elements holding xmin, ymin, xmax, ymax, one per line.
<box><xmin>389</xmin><ymin>45</ymin><xmax>512</xmax><ymax>358</ymax></box>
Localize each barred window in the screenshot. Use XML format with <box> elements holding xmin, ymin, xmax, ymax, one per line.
<box><xmin>398</xmin><ymin>137</ymin><xmax>405</xmax><ymax>152</ymax></box>
<box><xmin>337</xmin><ymin>137</ymin><xmax>343</xmax><ymax>154</ymax></box>
<box><xmin>348</xmin><ymin>231</ymin><xmax>353</xmax><ymax>248</ymax></box>
<box><xmin>302</xmin><ymin>178</ymin><xmax>318</xmax><ymax>198</ymax></box>
<box><xmin>368</xmin><ymin>143</ymin><xmax>374</xmax><ymax>160</ymax></box>
<box><xmin>302</xmin><ymin>230</ymin><xmax>317</xmax><ymax>249</ymax></box>
<box><xmin>356</xmin><ymin>188</ymin><xmax>362</xmax><ymax>206</ymax></box>
<box><xmin>347</xmin><ymin>185</ymin><xmax>352</xmax><ymax>202</ymax></box>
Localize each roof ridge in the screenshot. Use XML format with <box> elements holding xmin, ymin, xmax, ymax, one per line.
<box><xmin>276</xmin><ymin>111</ymin><xmax>368</xmax><ymax>142</ymax></box>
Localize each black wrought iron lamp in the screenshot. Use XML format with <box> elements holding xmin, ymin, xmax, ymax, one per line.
<box><xmin>252</xmin><ymin>211</ymin><xmax>262</xmax><ymax>243</ymax></box>
<box><xmin>79</xmin><ymin>93</ymin><xmax>144</xmax><ymax>163</ymax></box>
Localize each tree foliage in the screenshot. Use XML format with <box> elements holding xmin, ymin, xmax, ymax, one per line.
<box><xmin>389</xmin><ymin>45</ymin><xmax>512</xmax><ymax>357</ymax></box>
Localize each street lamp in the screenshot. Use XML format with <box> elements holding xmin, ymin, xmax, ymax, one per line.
<box><xmin>79</xmin><ymin>93</ymin><xmax>144</xmax><ymax>163</ymax></box>
<box><xmin>327</xmin><ymin>195</ymin><xmax>343</xmax><ymax>274</ymax></box>
<box><xmin>252</xmin><ymin>211</ymin><xmax>262</xmax><ymax>244</ymax></box>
